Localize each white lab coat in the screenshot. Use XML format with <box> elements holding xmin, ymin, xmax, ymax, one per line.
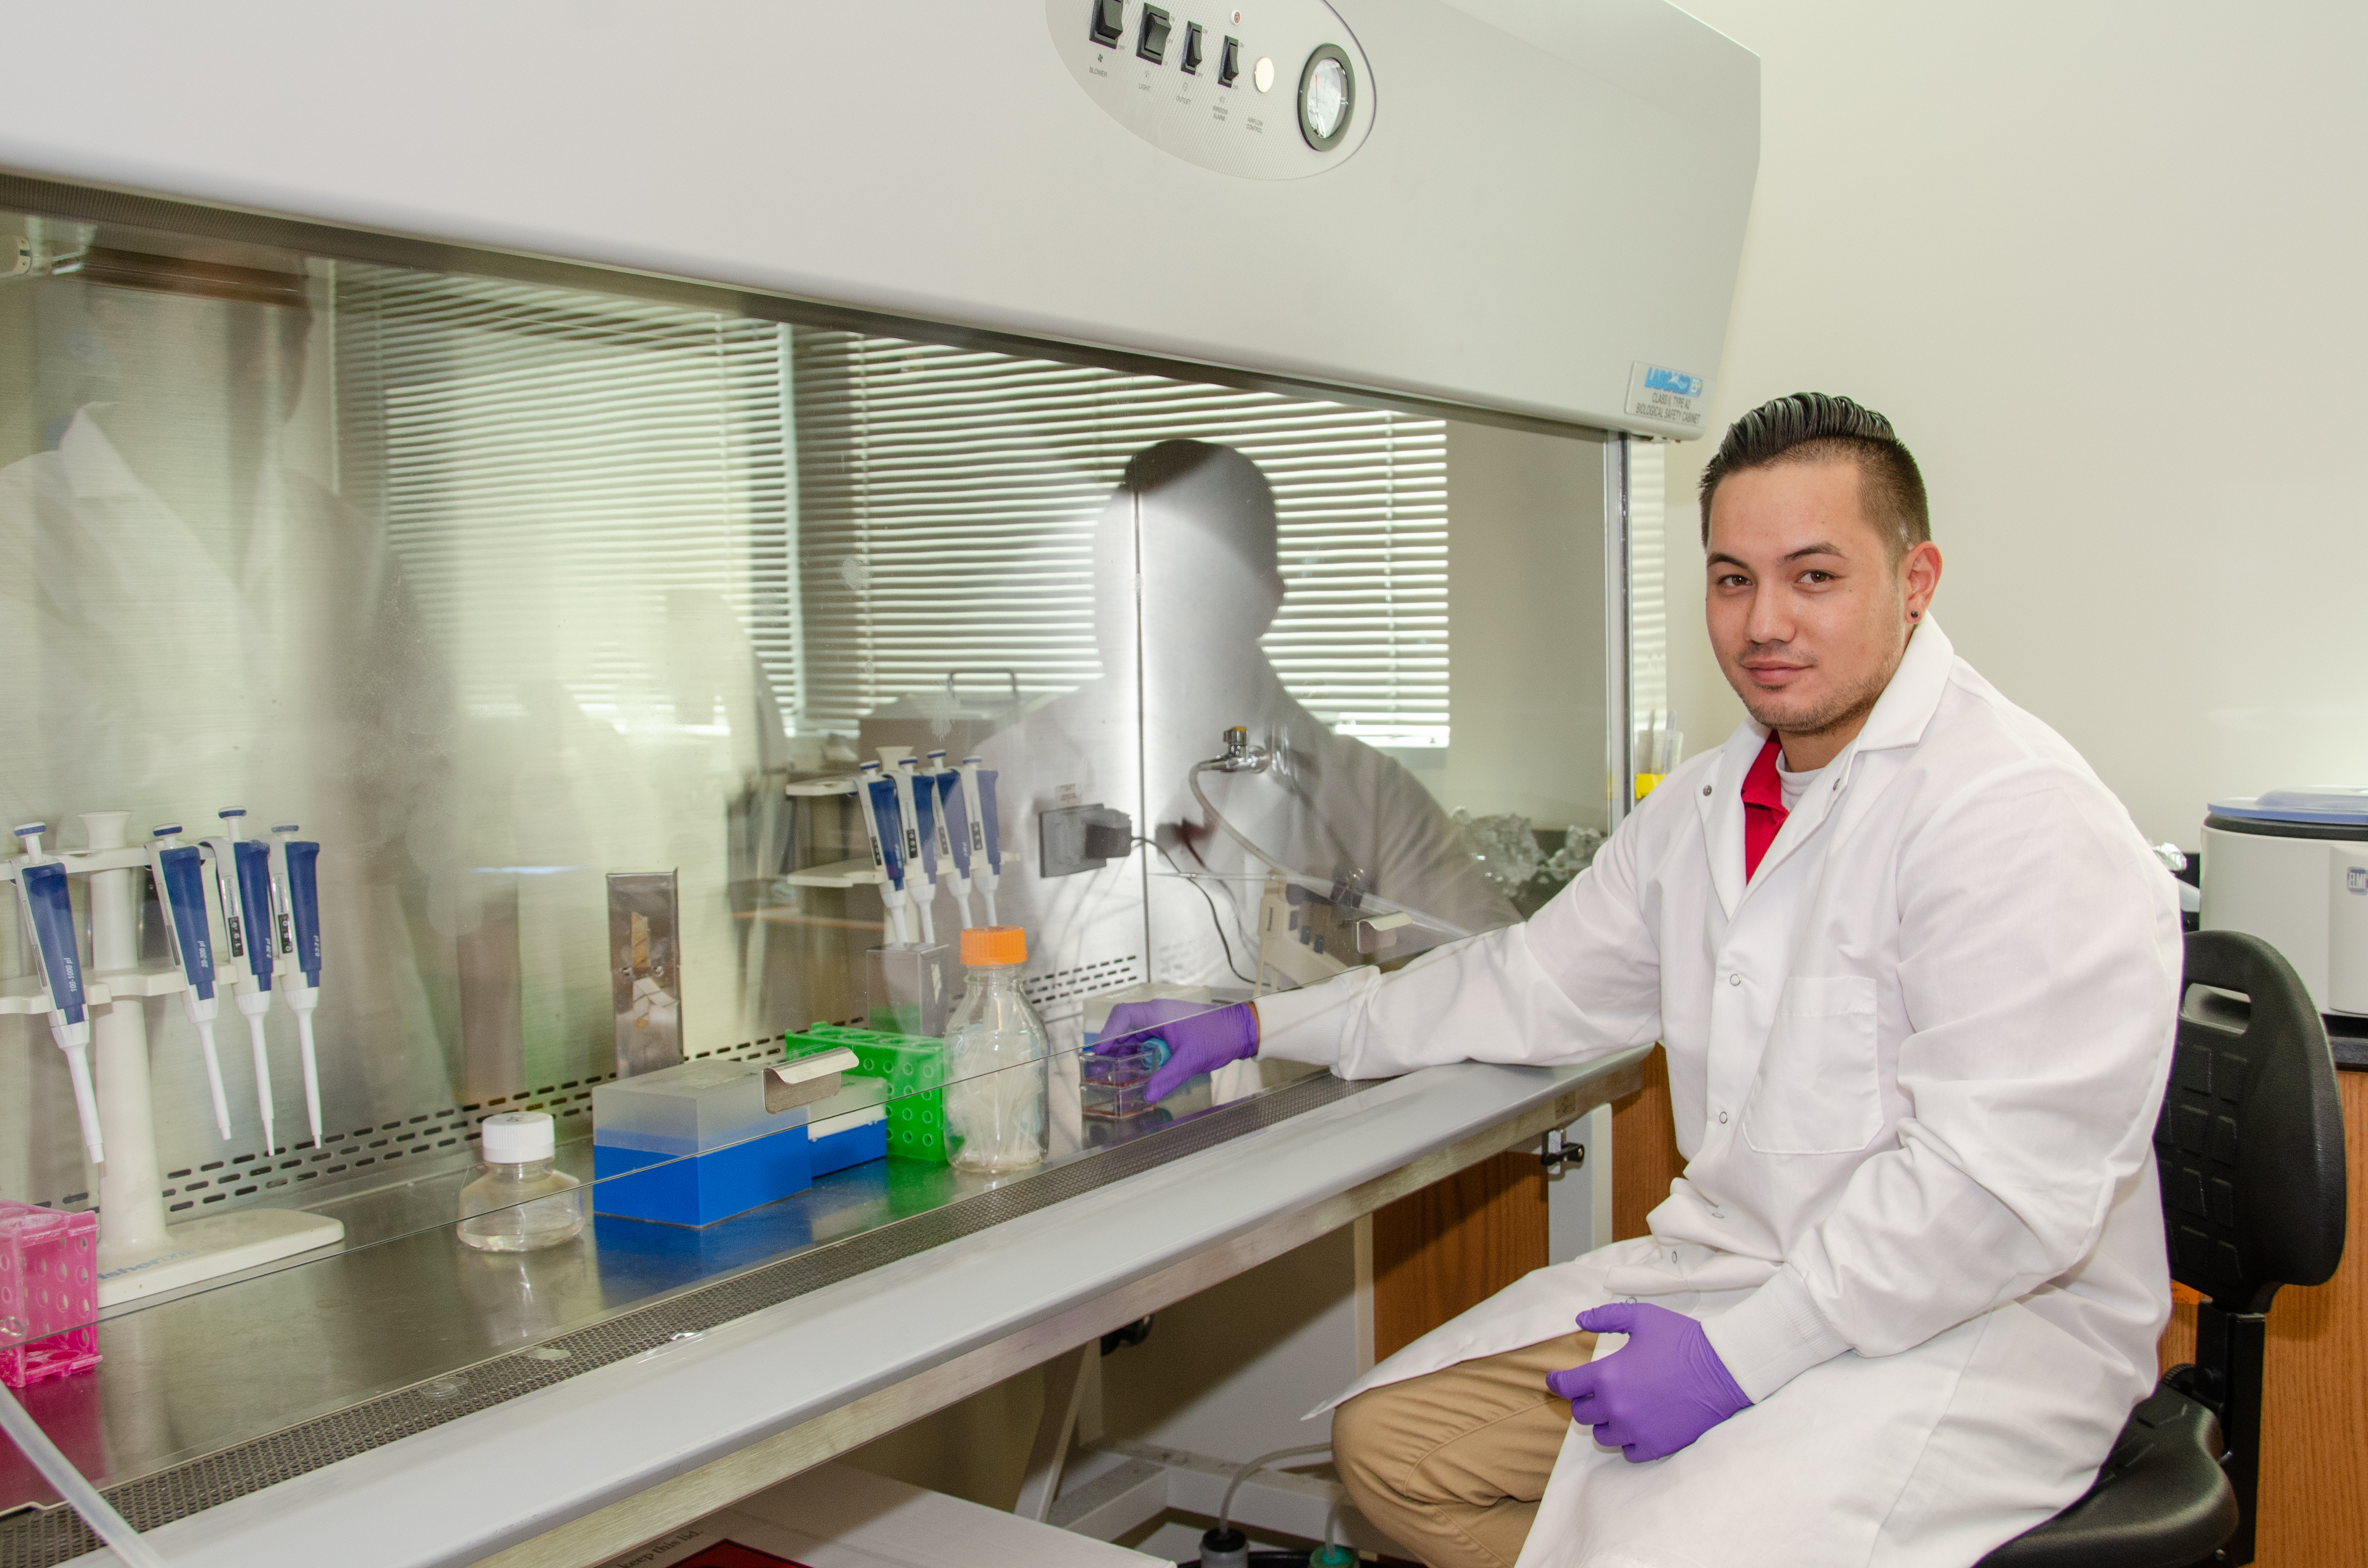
<box><xmin>980</xmin><ymin>664</ymin><xmax>1514</xmax><ymax>1010</ymax></box>
<box><xmin>0</xmin><ymin>410</ymin><xmax>461</xmax><ymax>1181</ymax></box>
<box><xmin>1258</xmin><ymin>620</ymin><xmax>2183</xmax><ymax>1568</ymax></box>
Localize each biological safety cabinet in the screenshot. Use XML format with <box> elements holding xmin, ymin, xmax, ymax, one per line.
<box><xmin>0</xmin><ymin>2</ymin><xmax>1755</xmax><ymax>1561</ymax></box>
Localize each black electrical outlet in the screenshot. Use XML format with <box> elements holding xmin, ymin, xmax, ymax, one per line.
<box><xmin>1040</xmin><ymin>803</ymin><xmax>1135</xmax><ymax>877</ymax></box>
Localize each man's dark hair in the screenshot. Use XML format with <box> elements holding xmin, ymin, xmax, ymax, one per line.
<box><xmin>1118</xmin><ymin>439</ymin><xmax>1279</xmax><ymax>577</ymax></box>
<box><xmin>1697</xmin><ymin>393</ymin><xmax>1929</xmax><ymax>560</ymax></box>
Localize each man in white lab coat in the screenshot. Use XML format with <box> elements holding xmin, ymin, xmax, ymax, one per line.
<box><xmin>985</xmin><ymin>440</ymin><xmax>1514</xmax><ymax>1007</ymax></box>
<box><xmin>1101</xmin><ymin>394</ymin><xmax>2181</xmax><ymax>1567</ymax></box>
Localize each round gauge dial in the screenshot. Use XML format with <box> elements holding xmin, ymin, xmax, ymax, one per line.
<box><xmin>1297</xmin><ymin>44</ymin><xmax>1355</xmax><ymax>150</ymax></box>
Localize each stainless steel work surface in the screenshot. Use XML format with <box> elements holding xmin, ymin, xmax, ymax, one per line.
<box><xmin>0</xmin><ymin>1049</ymin><xmax>1322</xmax><ymax>1531</ymax></box>
<box><xmin>18</xmin><ymin>1053</ymin><xmax>1632</xmax><ymax>1568</ymax></box>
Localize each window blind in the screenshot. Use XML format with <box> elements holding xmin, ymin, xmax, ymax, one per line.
<box><xmin>1626</xmin><ymin>440</ymin><xmax>1680</xmax><ymax>769</ymax></box>
<box><xmin>333</xmin><ymin>263</ymin><xmax>795</xmax><ymax>724</ymax></box>
<box><xmin>792</xmin><ymin>330</ymin><xmax>1449</xmax><ymax>744</ymax></box>
<box><xmin>1629</xmin><ymin>439</ymin><xmax>1668</xmax><ymax>721</ymax></box>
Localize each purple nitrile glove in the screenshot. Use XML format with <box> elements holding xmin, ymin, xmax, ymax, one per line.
<box><xmin>1545</xmin><ymin>1302</ymin><xmax>1751</xmax><ymax>1463</ymax></box>
<box><xmin>1094</xmin><ymin>999</ymin><xmax>1258</xmax><ymax>1103</ymax></box>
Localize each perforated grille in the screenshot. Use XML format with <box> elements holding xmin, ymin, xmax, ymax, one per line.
<box><xmin>0</xmin><ymin>1072</ymin><xmax>1365</xmax><ymax>1567</ymax></box>
<box><xmin>33</xmin><ymin>1031</ymin><xmax>831</xmax><ymax>1222</ymax></box>
<box><xmin>1023</xmin><ymin>956</ymin><xmax>1145</xmax><ymax>1009</ymax></box>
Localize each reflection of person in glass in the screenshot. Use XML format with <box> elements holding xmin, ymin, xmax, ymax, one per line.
<box><xmin>990</xmin><ymin>439</ymin><xmax>1510</xmax><ymax>995</ymax></box>
<box><xmin>0</xmin><ymin>242</ymin><xmax>456</xmax><ymax>1164</ymax></box>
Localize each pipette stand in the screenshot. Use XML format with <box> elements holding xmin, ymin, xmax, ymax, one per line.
<box><xmin>8</xmin><ymin>814</ymin><xmax>345</xmax><ymax>1308</ymax></box>
<box><xmin>867</xmin><ymin>944</ymin><xmax>952</xmax><ymax>1037</ymax></box>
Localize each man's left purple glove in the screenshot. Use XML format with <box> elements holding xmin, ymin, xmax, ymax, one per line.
<box><xmin>1545</xmin><ymin>1302</ymin><xmax>1751</xmax><ymax>1463</ymax></box>
<box><xmin>1095</xmin><ymin>999</ymin><xmax>1258</xmax><ymax>1103</ymax></box>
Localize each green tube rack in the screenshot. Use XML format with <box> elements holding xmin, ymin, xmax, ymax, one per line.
<box><xmin>784</xmin><ymin>1022</ymin><xmax>949</xmax><ymax>1164</ymax></box>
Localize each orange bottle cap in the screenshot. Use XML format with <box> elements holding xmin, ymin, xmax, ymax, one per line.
<box><xmin>961</xmin><ymin>925</ymin><xmax>1027</xmax><ymax>967</ymax></box>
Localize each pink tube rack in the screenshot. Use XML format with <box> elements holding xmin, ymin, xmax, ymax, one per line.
<box><xmin>0</xmin><ymin>1200</ymin><xmax>100</xmax><ymax>1387</ymax></box>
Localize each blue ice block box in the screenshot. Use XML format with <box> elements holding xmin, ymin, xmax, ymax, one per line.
<box><xmin>592</xmin><ymin>1059</ymin><xmax>809</xmax><ymax>1227</ymax></box>
<box><xmin>591</xmin><ymin>1057</ymin><xmax>886</xmax><ymax>1227</ymax></box>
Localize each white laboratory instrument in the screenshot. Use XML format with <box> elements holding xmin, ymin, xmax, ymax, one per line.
<box><xmin>2202</xmin><ymin>787</ymin><xmax>2368</xmax><ymax>1015</ymax></box>
<box><xmin>0</xmin><ymin>5</ymin><xmax>1755</xmax><ymax>439</ymax></box>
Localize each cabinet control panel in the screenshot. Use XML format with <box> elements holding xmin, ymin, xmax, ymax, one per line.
<box><xmin>1045</xmin><ymin>0</ymin><xmax>1374</xmax><ymax>180</ymax></box>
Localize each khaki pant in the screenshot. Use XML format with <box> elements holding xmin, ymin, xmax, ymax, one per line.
<box><xmin>1332</xmin><ymin>1333</ymin><xmax>1596</xmax><ymax>1568</ymax></box>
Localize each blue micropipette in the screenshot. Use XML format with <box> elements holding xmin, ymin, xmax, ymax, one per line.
<box><xmin>959</xmin><ymin>758</ymin><xmax>1003</xmax><ymax>925</ymax></box>
<box><xmin>893</xmin><ymin>757</ymin><xmax>940</xmax><ymax>946</ymax></box>
<box><xmin>856</xmin><ymin>761</ymin><xmax>914</xmax><ymax>946</ymax></box>
<box><xmin>206</xmin><ymin>808</ymin><xmax>280</xmax><ymax>1153</ymax></box>
<box><xmin>148</xmin><ymin>825</ymin><xmax>233</xmax><ymax>1139</ymax></box>
<box><xmin>10</xmin><ymin>824</ymin><xmax>103</xmax><ymax>1164</ymax></box>
<box><xmin>929</xmin><ymin>749</ymin><xmax>977</xmax><ymax>929</ymax></box>
<box><xmin>271</xmin><ymin>825</ymin><xmax>326</xmax><ymax>1147</ymax></box>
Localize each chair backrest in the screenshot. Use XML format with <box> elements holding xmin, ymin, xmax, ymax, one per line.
<box><xmin>2155</xmin><ymin>930</ymin><xmax>2346</xmax><ymax>1312</ymax></box>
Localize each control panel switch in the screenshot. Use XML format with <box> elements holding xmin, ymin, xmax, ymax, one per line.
<box><xmin>1218</xmin><ymin>34</ymin><xmax>1242</xmax><ymax>86</ymax></box>
<box><xmin>1087</xmin><ymin>0</ymin><xmax>1124</xmax><ymax>49</ymax></box>
<box><xmin>1137</xmin><ymin>5</ymin><xmax>1172</xmax><ymax>63</ymax></box>
<box><xmin>1181</xmin><ymin>21</ymin><xmax>1206</xmax><ymax>74</ymax></box>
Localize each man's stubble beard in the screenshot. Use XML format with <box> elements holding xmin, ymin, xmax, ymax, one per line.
<box><xmin>1734</xmin><ymin>650</ymin><xmax>1899</xmax><ymax>744</ymax></box>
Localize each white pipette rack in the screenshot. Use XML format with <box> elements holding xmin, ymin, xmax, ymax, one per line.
<box><xmin>4</xmin><ymin>812</ymin><xmax>343</xmax><ymax>1308</ymax></box>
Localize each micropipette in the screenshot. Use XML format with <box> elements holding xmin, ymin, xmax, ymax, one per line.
<box><xmin>928</xmin><ymin>749</ymin><xmax>978</xmax><ymax>929</ymax></box>
<box><xmin>206</xmin><ymin>808</ymin><xmax>280</xmax><ymax>1154</ymax></box>
<box><xmin>270</xmin><ymin>825</ymin><xmax>326</xmax><ymax>1147</ymax></box>
<box><xmin>893</xmin><ymin>757</ymin><xmax>940</xmax><ymax>947</ymax></box>
<box><xmin>959</xmin><ymin>758</ymin><xmax>1003</xmax><ymax>925</ymax></box>
<box><xmin>9</xmin><ymin>825</ymin><xmax>102</xmax><ymax>1165</ymax></box>
<box><xmin>148</xmin><ymin>825</ymin><xmax>233</xmax><ymax>1139</ymax></box>
<box><xmin>856</xmin><ymin>761</ymin><xmax>913</xmax><ymax>946</ymax></box>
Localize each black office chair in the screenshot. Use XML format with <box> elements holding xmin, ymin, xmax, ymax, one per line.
<box><xmin>1978</xmin><ymin>930</ymin><xmax>2347</xmax><ymax>1568</ymax></box>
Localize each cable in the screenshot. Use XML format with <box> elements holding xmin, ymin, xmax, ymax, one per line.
<box><xmin>1138</xmin><ymin>836</ymin><xmax>1255</xmax><ymax>986</ymax></box>
<box><xmin>1218</xmin><ymin>1442</ymin><xmax>1335</xmax><ymax>1534</ymax></box>
<box><xmin>0</xmin><ymin>1384</ymin><xmax>168</xmax><ymax>1568</ymax></box>
<box><xmin>1189</xmin><ymin>760</ymin><xmax>1476</xmax><ymax>943</ymax></box>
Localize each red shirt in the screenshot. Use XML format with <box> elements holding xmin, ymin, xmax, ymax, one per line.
<box><xmin>1741</xmin><ymin>733</ymin><xmax>1787</xmax><ymax>880</ymax></box>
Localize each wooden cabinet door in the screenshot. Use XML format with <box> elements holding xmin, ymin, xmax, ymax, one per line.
<box><xmin>1371</xmin><ymin>1151</ymin><xmax>1549</xmax><ymax>1361</ymax></box>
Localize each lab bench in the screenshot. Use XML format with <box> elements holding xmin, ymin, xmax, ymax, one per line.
<box><xmin>4</xmin><ymin>1049</ymin><xmax>1644</xmax><ymax>1568</ymax></box>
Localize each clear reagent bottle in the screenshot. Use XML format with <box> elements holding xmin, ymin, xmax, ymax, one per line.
<box><xmin>943</xmin><ymin>926</ymin><xmax>1049</xmax><ymax>1173</ymax></box>
<box><xmin>457</xmin><ymin>1110</ymin><xmax>585</xmax><ymax>1252</ymax></box>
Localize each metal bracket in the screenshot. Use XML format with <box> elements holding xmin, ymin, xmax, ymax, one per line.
<box><xmin>1541</xmin><ymin>1126</ymin><xmax>1585</xmax><ymax>1176</ymax></box>
<box><xmin>1014</xmin><ymin>1343</ymin><xmax>1096</xmax><ymax>1523</ymax></box>
<box><xmin>765</xmin><ymin>1048</ymin><xmax>856</xmax><ymax>1115</ymax></box>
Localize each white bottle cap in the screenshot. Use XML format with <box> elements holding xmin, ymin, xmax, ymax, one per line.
<box><xmin>481</xmin><ymin>1110</ymin><xmax>555</xmax><ymax>1164</ymax></box>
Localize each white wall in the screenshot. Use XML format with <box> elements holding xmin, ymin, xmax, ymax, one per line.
<box><xmin>1655</xmin><ymin>0</ymin><xmax>2368</xmax><ymax>847</ymax></box>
